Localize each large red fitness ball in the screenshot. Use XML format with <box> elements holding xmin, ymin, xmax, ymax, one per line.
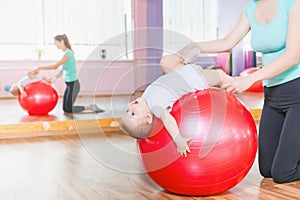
<box><xmin>240</xmin><ymin>68</ymin><xmax>264</xmax><ymax>92</ymax></box>
<box><xmin>18</xmin><ymin>81</ymin><xmax>58</xmax><ymax>115</ymax></box>
<box><xmin>137</xmin><ymin>88</ymin><xmax>257</xmax><ymax>196</ymax></box>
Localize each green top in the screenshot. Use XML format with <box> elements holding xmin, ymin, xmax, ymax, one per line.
<box><xmin>243</xmin><ymin>0</ymin><xmax>299</xmax><ymax>87</ymax></box>
<box><xmin>62</xmin><ymin>49</ymin><xmax>77</xmax><ymax>82</ymax></box>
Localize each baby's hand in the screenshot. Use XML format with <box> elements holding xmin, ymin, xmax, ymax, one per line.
<box><xmin>174</xmin><ymin>136</ymin><xmax>192</xmax><ymax>157</ymax></box>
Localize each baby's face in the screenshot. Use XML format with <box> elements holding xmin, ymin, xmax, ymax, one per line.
<box><xmin>126</xmin><ymin>97</ymin><xmax>151</xmax><ymax>127</ymax></box>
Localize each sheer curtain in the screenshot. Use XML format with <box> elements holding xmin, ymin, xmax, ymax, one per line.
<box><xmin>0</xmin><ymin>0</ymin><xmax>132</xmax><ymax>60</ymax></box>
<box><xmin>0</xmin><ymin>0</ymin><xmax>42</xmax><ymax>45</ymax></box>
<box><xmin>163</xmin><ymin>0</ymin><xmax>218</xmax><ymax>53</ymax></box>
<box><xmin>43</xmin><ymin>0</ymin><xmax>132</xmax><ymax>45</ymax></box>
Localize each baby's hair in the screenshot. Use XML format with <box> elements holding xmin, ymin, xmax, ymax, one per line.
<box><xmin>120</xmin><ymin>113</ymin><xmax>153</xmax><ymax>139</ymax></box>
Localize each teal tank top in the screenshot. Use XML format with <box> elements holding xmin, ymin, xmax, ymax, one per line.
<box><xmin>243</xmin><ymin>0</ymin><xmax>299</xmax><ymax>87</ymax></box>
<box><xmin>62</xmin><ymin>49</ymin><xmax>77</xmax><ymax>82</ymax></box>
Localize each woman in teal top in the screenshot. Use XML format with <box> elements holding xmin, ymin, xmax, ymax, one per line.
<box><xmin>29</xmin><ymin>34</ymin><xmax>102</xmax><ymax>113</ymax></box>
<box><xmin>161</xmin><ymin>0</ymin><xmax>300</xmax><ymax>183</ymax></box>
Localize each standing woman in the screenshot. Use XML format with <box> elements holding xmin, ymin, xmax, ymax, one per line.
<box><xmin>29</xmin><ymin>34</ymin><xmax>103</xmax><ymax>113</ymax></box>
<box><xmin>161</xmin><ymin>0</ymin><xmax>300</xmax><ymax>183</ymax></box>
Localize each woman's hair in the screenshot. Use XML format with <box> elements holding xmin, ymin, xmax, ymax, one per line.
<box><xmin>54</xmin><ymin>34</ymin><xmax>73</xmax><ymax>52</ymax></box>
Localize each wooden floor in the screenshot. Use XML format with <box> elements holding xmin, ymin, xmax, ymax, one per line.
<box><xmin>0</xmin><ymin>132</ymin><xmax>300</xmax><ymax>200</ymax></box>
<box><xmin>0</xmin><ymin>92</ymin><xmax>264</xmax><ymax>125</ymax></box>
<box><xmin>2</xmin><ymin>92</ymin><xmax>298</xmax><ymax>199</ymax></box>
<box><xmin>0</xmin><ymin>95</ymin><xmax>129</xmax><ymax>124</ymax></box>
<box><xmin>0</xmin><ymin>95</ymin><xmax>128</xmax><ymax>139</ymax></box>
<box><xmin>0</xmin><ymin>92</ymin><xmax>264</xmax><ymax>140</ymax></box>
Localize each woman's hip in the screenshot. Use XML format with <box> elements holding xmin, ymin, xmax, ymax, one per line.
<box><xmin>264</xmin><ymin>77</ymin><xmax>300</xmax><ymax>108</ymax></box>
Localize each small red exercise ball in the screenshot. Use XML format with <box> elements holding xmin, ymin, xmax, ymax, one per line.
<box><xmin>240</xmin><ymin>68</ymin><xmax>264</xmax><ymax>92</ymax></box>
<box><xmin>18</xmin><ymin>81</ymin><xmax>58</xmax><ymax>115</ymax></box>
<box><xmin>137</xmin><ymin>88</ymin><xmax>257</xmax><ymax>196</ymax></box>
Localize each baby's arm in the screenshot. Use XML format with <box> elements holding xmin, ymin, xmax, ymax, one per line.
<box><xmin>160</xmin><ymin>109</ymin><xmax>191</xmax><ymax>157</ymax></box>
<box><xmin>17</xmin><ymin>77</ymin><xmax>29</xmax><ymax>95</ymax></box>
<box><xmin>199</xmin><ymin>69</ymin><xmax>232</xmax><ymax>87</ymax></box>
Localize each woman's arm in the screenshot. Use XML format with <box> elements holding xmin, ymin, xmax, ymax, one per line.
<box><xmin>29</xmin><ymin>54</ymin><xmax>69</xmax><ymax>75</ymax></box>
<box><xmin>42</xmin><ymin>69</ymin><xmax>63</xmax><ymax>84</ymax></box>
<box><xmin>160</xmin><ymin>109</ymin><xmax>191</xmax><ymax>157</ymax></box>
<box><xmin>39</xmin><ymin>54</ymin><xmax>69</xmax><ymax>70</ymax></box>
<box><xmin>50</xmin><ymin>69</ymin><xmax>63</xmax><ymax>83</ymax></box>
<box><xmin>161</xmin><ymin>13</ymin><xmax>250</xmax><ymax>66</ymax></box>
<box><xmin>178</xmin><ymin>13</ymin><xmax>251</xmax><ymax>58</ymax></box>
<box><xmin>223</xmin><ymin>1</ymin><xmax>300</xmax><ymax>93</ymax></box>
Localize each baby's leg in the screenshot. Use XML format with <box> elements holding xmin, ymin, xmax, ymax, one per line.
<box><xmin>160</xmin><ymin>54</ymin><xmax>184</xmax><ymax>74</ymax></box>
<box><xmin>198</xmin><ymin>69</ymin><xmax>231</xmax><ymax>87</ymax></box>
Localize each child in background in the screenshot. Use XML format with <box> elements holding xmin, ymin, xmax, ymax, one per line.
<box><xmin>9</xmin><ymin>69</ymin><xmax>62</xmax><ymax>96</ymax></box>
<box><xmin>121</xmin><ymin>54</ymin><xmax>232</xmax><ymax>157</ymax></box>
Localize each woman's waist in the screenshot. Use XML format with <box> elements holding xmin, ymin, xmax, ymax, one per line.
<box><xmin>65</xmin><ymin>79</ymin><xmax>79</xmax><ymax>84</ymax></box>
<box><xmin>264</xmin><ymin>77</ymin><xmax>300</xmax><ymax>99</ymax></box>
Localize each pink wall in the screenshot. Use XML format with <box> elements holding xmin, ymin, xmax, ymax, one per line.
<box><xmin>0</xmin><ymin>60</ymin><xmax>135</xmax><ymax>97</ymax></box>
<box><xmin>133</xmin><ymin>0</ymin><xmax>163</xmax><ymax>88</ymax></box>
<box><xmin>133</xmin><ymin>0</ymin><xmax>148</xmax><ymax>90</ymax></box>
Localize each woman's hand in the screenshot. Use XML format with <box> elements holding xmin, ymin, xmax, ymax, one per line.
<box><xmin>222</xmin><ymin>76</ymin><xmax>255</xmax><ymax>94</ymax></box>
<box><xmin>27</xmin><ymin>68</ymin><xmax>39</xmax><ymax>78</ymax></box>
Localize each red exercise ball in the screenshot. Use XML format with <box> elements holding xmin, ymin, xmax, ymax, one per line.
<box><xmin>240</xmin><ymin>67</ymin><xmax>264</xmax><ymax>92</ymax></box>
<box><xmin>18</xmin><ymin>81</ymin><xmax>58</xmax><ymax>115</ymax></box>
<box><xmin>137</xmin><ymin>88</ymin><xmax>257</xmax><ymax>196</ymax></box>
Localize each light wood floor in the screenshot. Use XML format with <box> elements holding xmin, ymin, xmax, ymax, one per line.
<box><xmin>0</xmin><ymin>92</ymin><xmax>263</xmax><ymax>125</ymax></box>
<box><xmin>0</xmin><ymin>95</ymin><xmax>129</xmax><ymax>124</ymax></box>
<box><xmin>2</xmin><ymin>92</ymin><xmax>297</xmax><ymax>199</ymax></box>
<box><xmin>0</xmin><ymin>132</ymin><xmax>300</xmax><ymax>200</ymax></box>
<box><xmin>0</xmin><ymin>92</ymin><xmax>264</xmax><ymax>140</ymax></box>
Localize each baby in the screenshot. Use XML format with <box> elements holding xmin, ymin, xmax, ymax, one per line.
<box><xmin>121</xmin><ymin>55</ymin><xmax>232</xmax><ymax>157</ymax></box>
<box><xmin>9</xmin><ymin>69</ymin><xmax>62</xmax><ymax>96</ymax></box>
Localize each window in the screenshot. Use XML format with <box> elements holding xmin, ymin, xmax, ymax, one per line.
<box><xmin>163</xmin><ymin>0</ymin><xmax>218</xmax><ymax>54</ymax></box>
<box><xmin>0</xmin><ymin>0</ymin><xmax>133</xmax><ymax>60</ymax></box>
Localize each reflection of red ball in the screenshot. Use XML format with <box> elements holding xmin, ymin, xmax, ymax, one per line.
<box><xmin>137</xmin><ymin>88</ymin><xmax>257</xmax><ymax>196</ymax></box>
<box><xmin>240</xmin><ymin>68</ymin><xmax>264</xmax><ymax>92</ymax></box>
<box><xmin>18</xmin><ymin>81</ymin><xmax>58</xmax><ymax>115</ymax></box>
